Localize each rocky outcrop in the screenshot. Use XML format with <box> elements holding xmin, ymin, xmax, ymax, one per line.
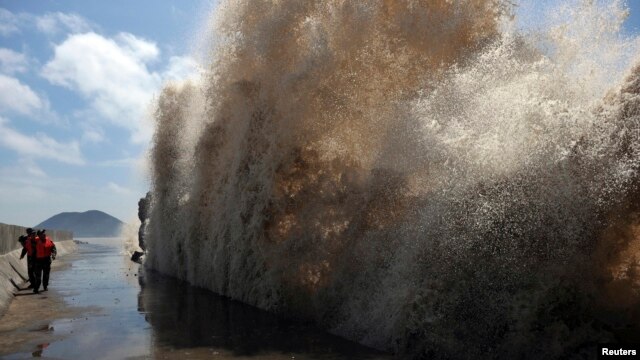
<box><xmin>138</xmin><ymin>192</ymin><xmax>152</xmax><ymax>251</ymax></box>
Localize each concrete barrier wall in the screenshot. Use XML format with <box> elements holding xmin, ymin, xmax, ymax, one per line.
<box><xmin>0</xmin><ymin>222</ymin><xmax>73</xmax><ymax>255</ymax></box>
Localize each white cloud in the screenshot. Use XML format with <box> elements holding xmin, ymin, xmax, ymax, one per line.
<box><xmin>0</xmin><ymin>48</ymin><xmax>28</xmax><ymax>74</ymax></box>
<box><xmin>107</xmin><ymin>182</ymin><xmax>133</xmax><ymax>195</ymax></box>
<box><xmin>42</xmin><ymin>32</ymin><xmax>162</xmax><ymax>143</ymax></box>
<box><xmin>0</xmin><ymin>74</ymin><xmax>61</xmax><ymax>124</ymax></box>
<box><xmin>0</xmin><ymin>117</ymin><xmax>84</xmax><ymax>165</ymax></box>
<box><xmin>0</xmin><ymin>158</ymin><xmax>46</xmax><ymax>178</ymax></box>
<box><xmin>82</xmin><ymin>127</ymin><xmax>105</xmax><ymax>143</ymax></box>
<box><xmin>79</xmin><ymin>120</ymin><xmax>107</xmax><ymax>144</ymax></box>
<box><xmin>98</xmin><ymin>157</ymin><xmax>138</xmax><ymax>167</ymax></box>
<box><xmin>0</xmin><ymin>8</ymin><xmax>94</xmax><ymax>37</ymax></box>
<box><xmin>25</xmin><ymin>163</ymin><xmax>46</xmax><ymax>177</ymax></box>
<box><xmin>0</xmin><ymin>74</ymin><xmax>43</xmax><ymax>115</ymax></box>
<box><xmin>116</xmin><ymin>33</ymin><xmax>160</xmax><ymax>62</ymax></box>
<box><xmin>39</xmin><ymin>30</ymin><xmax>203</xmax><ymax>145</ymax></box>
<box><xmin>35</xmin><ymin>12</ymin><xmax>93</xmax><ymax>35</ymax></box>
<box><xmin>0</xmin><ymin>9</ymin><xmax>20</xmax><ymax>36</ymax></box>
<box><xmin>98</xmin><ymin>154</ymin><xmax>149</xmax><ymax>182</ymax></box>
<box><xmin>163</xmin><ymin>55</ymin><xmax>202</xmax><ymax>83</ymax></box>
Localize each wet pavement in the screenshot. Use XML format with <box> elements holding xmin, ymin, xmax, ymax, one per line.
<box><xmin>0</xmin><ymin>239</ymin><xmax>390</xmax><ymax>359</ymax></box>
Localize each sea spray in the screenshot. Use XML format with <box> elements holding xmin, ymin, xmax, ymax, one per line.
<box><xmin>119</xmin><ymin>217</ymin><xmax>141</xmax><ymax>255</ymax></box>
<box><xmin>146</xmin><ymin>1</ymin><xmax>640</xmax><ymax>358</ymax></box>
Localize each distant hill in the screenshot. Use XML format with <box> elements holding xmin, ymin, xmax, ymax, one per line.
<box><xmin>36</xmin><ymin>210</ymin><xmax>124</xmax><ymax>238</ymax></box>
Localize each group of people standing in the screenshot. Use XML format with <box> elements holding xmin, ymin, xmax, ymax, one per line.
<box><xmin>18</xmin><ymin>228</ymin><xmax>57</xmax><ymax>294</ymax></box>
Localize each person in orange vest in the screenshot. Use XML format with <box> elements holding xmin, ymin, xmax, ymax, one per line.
<box><xmin>32</xmin><ymin>229</ymin><xmax>56</xmax><ymax>294</ymax></box>
<box><xmin>19</xmin><ymin>228</ymin><xmax>37</xmax><ymax>288</ymax></box>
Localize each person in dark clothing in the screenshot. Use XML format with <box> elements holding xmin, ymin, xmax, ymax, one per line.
<box><xmin>19</xmin><ymin>228</ymin><xmax>37</xmax><ymax>289</ymax></box>
<box><xmin>32</xmin><ymin>229</ymin><xmax>56</xmax><ymax>293</ymax></box>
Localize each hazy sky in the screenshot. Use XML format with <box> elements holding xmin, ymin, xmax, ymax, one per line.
<box><xmin>0</xmin><ymin>0</ymin><xmax>640</xmax><ymax>226</ymax></box>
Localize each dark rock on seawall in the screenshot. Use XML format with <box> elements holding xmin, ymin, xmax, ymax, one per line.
<box><xmin>138</xmin><ymin>192</ymin><xmax>151</xmax><ymax>250</ymax></box>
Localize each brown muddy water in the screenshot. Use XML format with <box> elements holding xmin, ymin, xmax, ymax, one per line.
<box><xmin>0</xmin><ymin>239</ymin><xmax>389</xmax><ymax>359</ymax></box>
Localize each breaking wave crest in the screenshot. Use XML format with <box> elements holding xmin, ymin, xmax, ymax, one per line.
<box><xmin>146</xmin><ymin>0</ymin><xmax>640</xmax><ymax>358</ymax></box>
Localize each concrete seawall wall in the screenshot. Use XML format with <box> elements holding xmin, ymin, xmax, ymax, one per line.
<box><xmin>0</xmin><ymin>222</ymin><xmax>76</xmax><ymax>317</ymax></box>
<box><xmin>0</xmin><ymin>222</ymin><xmax>73</xmax><ymax>255</ymax></box>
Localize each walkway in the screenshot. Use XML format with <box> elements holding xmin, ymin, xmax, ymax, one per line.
<box><xmin>0</xmin><ymin>239</ymin><xmax>389</xmax><ymax>359</ymax></box>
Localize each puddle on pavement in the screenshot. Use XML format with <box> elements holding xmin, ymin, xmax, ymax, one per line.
<box><xmin>2</xmin><ymin>239</ymin><xmax>390</xmax><ymax>359</ymax></box>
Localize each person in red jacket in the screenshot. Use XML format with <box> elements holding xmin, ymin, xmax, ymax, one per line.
<box><xmin>32</xmin><ymin>229</ymin><xmax>56</xmax><ymax>294</ymax></box>
<box><xmin>19</xmin><ymin>228</ymin><xmax>37</xmax><ymax>288</ymax></box>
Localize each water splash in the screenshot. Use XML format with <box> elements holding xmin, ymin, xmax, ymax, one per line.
<box><xmin>146</xmin><ymin>1</ymin><xmax>640</xmax><ymax>358</ymax></box>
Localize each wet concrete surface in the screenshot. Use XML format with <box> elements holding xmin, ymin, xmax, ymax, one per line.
<box><xmin>0</xmin><ymin>239</ymin><xmax>390</xmax><ymax>359</ymax></box>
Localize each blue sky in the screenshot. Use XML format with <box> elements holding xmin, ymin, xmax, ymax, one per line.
<box><xmin>0</xmin><ymin>0</ymin><xmax>639</xmax><ymax>226</ymax></box>
<box><xmin>0</xmin><ymin>0</ymin><xmax>213</xmax><ymax>226</ymax></box>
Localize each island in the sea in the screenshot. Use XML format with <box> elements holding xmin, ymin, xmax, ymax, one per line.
<box><xmin>36</xmin><ymin>210</ymin><xmax>124</xmax><ymax>238</ymax></box>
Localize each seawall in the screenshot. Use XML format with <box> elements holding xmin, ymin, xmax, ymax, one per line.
<box><xmin>0</xmin><ymin>222</ymin><xmax>75</xmax><ymax>318</ymax></box>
